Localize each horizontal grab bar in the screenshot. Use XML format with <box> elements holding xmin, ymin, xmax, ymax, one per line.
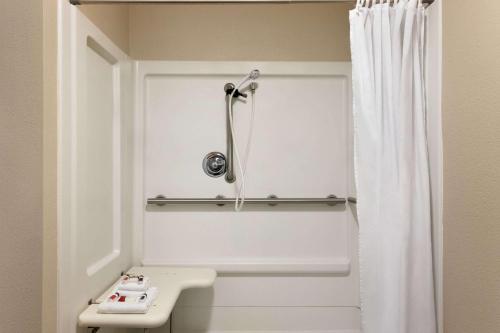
<box><xmin>147</xmin><ymin>195</ymin><xmax>346</xmax><ymax>207</ymax></box>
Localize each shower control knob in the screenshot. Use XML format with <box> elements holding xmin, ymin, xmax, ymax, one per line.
<box><xmin>203</xmin><ymin>152</ymin><xmax>227</xmax><ymax>178</ymax></box>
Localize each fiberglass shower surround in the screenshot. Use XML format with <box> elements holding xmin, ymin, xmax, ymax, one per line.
<box><xmin>149</xmin><ymin>66</ymin><xmax>348</xmax><ymax>210</ymax></box>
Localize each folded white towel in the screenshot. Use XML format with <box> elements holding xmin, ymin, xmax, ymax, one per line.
<box><xmin>97</xmin><ymin>287</ymin><xmax>158</xmax><ymax>314</ymax></box>
<box><xmin>112</xmin><ymin>289</ymin><xmax>144</xmax><ymax>297</ymax></box>
<box><xmin>117</xmin><ymin>275</ymin><xmax>151</xmax><ymax>292</ymax></box>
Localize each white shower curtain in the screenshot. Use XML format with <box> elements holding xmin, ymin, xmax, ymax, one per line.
<box><xmin>349</xmin><ymin>1</ymin><xmax>437</xmax><ymax>332</ymax></box>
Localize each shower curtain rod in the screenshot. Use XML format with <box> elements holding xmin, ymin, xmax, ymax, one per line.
<box><xmin>71</xmin><ymin>0</ymin><xmax>434</xmax><ymax>5</ymax></box>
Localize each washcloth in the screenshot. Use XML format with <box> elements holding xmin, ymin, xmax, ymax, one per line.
<box><xmin>117</xmin><ymin>275</ymin><xmax>151</xmax><ymax>292</ymax></box>
<box><xmin>97</xmin><ymin>287</ymin><xmax>158</xmax><ymax>314</ymax></box>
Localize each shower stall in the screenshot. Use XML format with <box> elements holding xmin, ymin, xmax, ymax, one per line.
<box><xmin>56</xmin><ymin>1</ymin><xmax>443</xmax><ymax>332</ymax></box>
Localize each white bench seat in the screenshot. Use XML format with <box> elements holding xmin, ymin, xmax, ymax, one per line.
<box><xmin>78</xmin><ymin>266</ymin><xmax>216</xmax><ymax>329</ymax></box>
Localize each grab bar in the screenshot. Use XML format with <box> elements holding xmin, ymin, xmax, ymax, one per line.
<box><xmin>147</xmin><ymin>195</ymin><xmax>346</xmax><ymax>207</ymax></box>
<box><xmin>224</xmin><ymin>84</ymin><xmax>236</xmax><ymax>184</ymax></box>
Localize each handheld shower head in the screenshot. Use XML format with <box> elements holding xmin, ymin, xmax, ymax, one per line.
<box><xmin>235</xmin><ymin>70</ymin><xmax>260</xmax><ymax>90</ymax></box>
<box><xmin>249</xmin><ymin>69</ymin><xmax>260</xmax><ymax>80</ymax></box>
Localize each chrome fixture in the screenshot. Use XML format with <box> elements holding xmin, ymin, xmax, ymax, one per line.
<box><xmin>224</xmin><ymin>82</ymin><xmax>251</xmax><ymax>183</ymax></box>
<box><xmin>202</xmin><ymin>152</ymin><xmax>227</xmax><ymax>177</ymax></box>
<box><xmin>224</xmin><ymin>83</ymin><xmax>237</xmax><ymax>183</ymax></box>
<box><xmin>147</xmin><ymin>195</ymin><xmax>346</xmax><ymax>207</ymax></box>
<box><xmin>249</xmin><ymin>82</ymin><xmax>258</xmax><ymax>93</ymax></box>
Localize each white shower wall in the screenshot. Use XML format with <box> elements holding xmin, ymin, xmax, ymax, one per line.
<box><xmin>58</xmin><ymin>6</ymin><xmax>135</xmax><ymax>333</ymax></box>
<box><xmin>134</xmin><ymin>62</ymin><xmax>359</xmax><ymax>332</ymax></box>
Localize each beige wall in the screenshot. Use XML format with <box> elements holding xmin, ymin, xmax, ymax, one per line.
<box><xmin>79</xmin><ymin>4</ymin><xmax>130</xmax><ymax>54</ymax></box>
<box><xmin>0</xmin><ymin>1</ymin><xmax>43</xmax><ymax>332</ymax></box>
<box><xmin>129</xmin><ymin>3</ymin><xmax>351</xmax><ymax>61</ymax></box>
<box><xmin>443</xmin><ymin>1</ymin><xmax>500</xmax><ymax>333</ymax></box>
<box><xmin>43</xmin><ymin>0</ymin><xmax>58</xmax><ymax>332</ymax></box>
<box><xmin>40</xmin><ymin>2</ymin><xmax>500</xmax><ymax>332</ymax></box>
<box><xmin>78</xmin><ymin>3</ymin><xmax>351</xmax><ymax>61</ymax></box>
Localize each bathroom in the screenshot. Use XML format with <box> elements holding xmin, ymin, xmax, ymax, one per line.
<box><xmin>1</xmin><ymin>0</ymin><xmax>455</xmax><ymax>333</ymax></box>
<box><xmin>60</xmin><ymin>0</ymin><xmax>441</xmax><ymax>332</ymax></box>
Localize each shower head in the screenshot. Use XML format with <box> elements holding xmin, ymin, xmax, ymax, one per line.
<box><xmin>233</xmin><ymin>70</ymin><xmax>261</xmax><ymax>92</ymax></box>
<box><xmin>249</xmin><ymin>69</ymin><xmax>260</xmax><ymax>80</ymax></box>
